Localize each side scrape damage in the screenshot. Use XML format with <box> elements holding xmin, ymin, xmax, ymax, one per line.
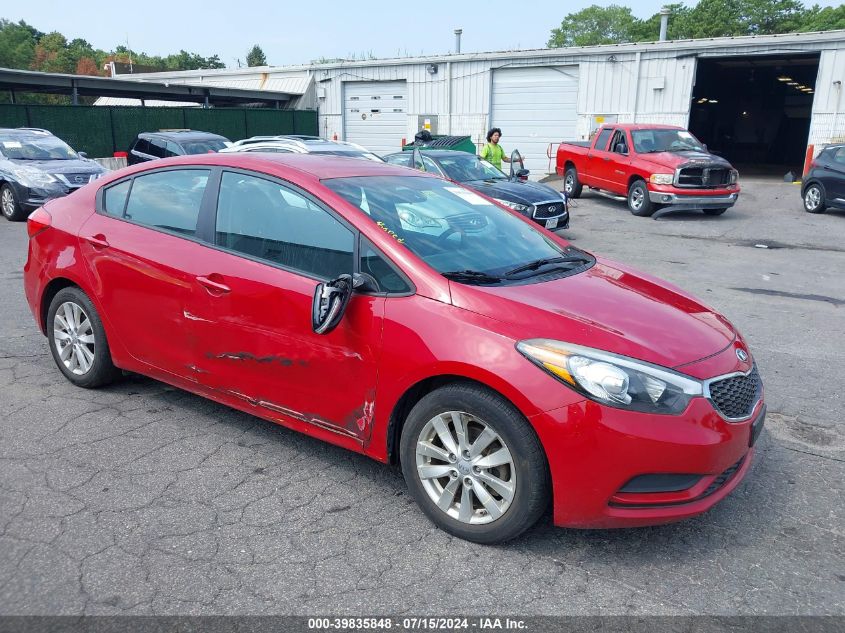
<box><xmin>209</xmin><ymin>351</ymin><xmax>307</xmax><ymax>367</ymax></box>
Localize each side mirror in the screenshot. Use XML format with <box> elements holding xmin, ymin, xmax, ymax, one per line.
<box><xmin>312</xmin><ymin>274</ymin><xmax>354</xmax><ymax>335</ymax></box>
<box><xmin>78</xmin><ymin>151</ymin><xmax>88</xmax><ymax>159</ymax></box>
<box><xmin>615</xmin><ymin>144</ymin><xmax>628</xmax><ymax>155</ymax></box>
<box><xmin>702</xmin><ymin>143</ymin><xmax>708</xmax><ymax>151</ymax></box>
<box><xmin>515</xmin><ymin>168</ymin><xmax>530</xmax><ymax>181</ymax></box>
<box><xmin>509</xmin><ymin>149</ymin><xmax>525</xmax><ymax>180</ymax></box>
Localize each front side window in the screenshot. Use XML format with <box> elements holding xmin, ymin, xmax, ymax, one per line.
<box><xmin>386</xmin><ymin>154</ymin><xmax>411</xmax><ymax>168</ymax></box>
<box><xmin>324</xmin><ymin>176</ymin><xmax>591</xmax><ymax>285</ymax></box>
<box><xmin>436</xmin><ymin>155</ymin><xmax>505</xmax><ymax>182</ymax></box>
<box><xmin>116</xmin><ymin>169</ymin><xmax>210</xmax><ymax>236</ymax></box>
<box><xmin>182</xmin><ymin>139</ymin><xmax>229</xmax><ymax>154</ymax></box>
<box><xmin>215</xmin><ymin>171</ymin><xmax>354</xmax><ymax>279</ymax></box>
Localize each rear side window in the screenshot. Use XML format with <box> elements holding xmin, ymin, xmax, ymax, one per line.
<box><xmin>832</xmin><ymin>147</ymin><xmax>845</xmax><ymax>165</ymax></box>
<box><xmin>147</xmin><ymin>138</ymin><xmax>167</xmax><ymax>158</ymax></box>
<box><xmin>594</xmin><ymin>128</ymin><xmax>612</xmax><ymax>151</ymax></box>
<box><xmin>386</xmin><ymin>154</ymin><xmax>411</xmax><ymax>168</ymax></box>
<box><xmin>164</xmin><ymin>141</ymin><xmax>183</xmax><ymax>157</ymax></box>
<box><xmin>103</xmin><ymin>180</ymin><xmax>131</xmax><ymax>215</ymax></box>
<box><xmin>116</xmin><ymin>169</ymin><xmax>210</xmax><ymax>236</ymax></box>
<box><xmin>215</xmin><ymin>171</ymin><xmax>354</xmax><ymax>279</ymax></box>
<box><xmin>132</xmin><ymin>138</ymin><xmax>150</xmax><ymax>154</ymax></box>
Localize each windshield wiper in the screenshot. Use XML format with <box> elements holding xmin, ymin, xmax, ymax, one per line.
<box><xmin>504</xmin><ymin>255</ymin><xmax>590</xmax><ymax>277</ymax></box>
<box><xmin>442</xmin><ymin>270</ymin><xmax>503</xmax><ymax>284</ymax></box>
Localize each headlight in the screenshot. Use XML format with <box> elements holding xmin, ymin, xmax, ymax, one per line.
<box><xmin>649</xmin><ymin>173</ymin><xmax>674</xmax><ymax>185</ymax></box>
<box><xmin>493</xmin><ymin>198</ymin><xmax>531</xmax><ymax>214</ymax></box>
<box><xmin>729</xmin><ymin>169</ymin><xmax>739</xmax><ymax>184</ymax></box>
<box><xmin>12</xmin><ymin>167</ymin><xmax>58</xmax><ymax>189</ymax></box>
<box><xmin>516</xmin><ymin>339</ymin><xmax>703</xmax><ymax>415</ymax></box>
<box><xmin>397</xmin><ymin>208</ymin><xmax>442</xmax><ymax>229</ymax></box>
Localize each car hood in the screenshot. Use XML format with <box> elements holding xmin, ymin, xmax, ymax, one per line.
<box><xmin>3</xmin><ymin>157</ymin><xmax>106</xmax><ymax>175</ymax></box>
<box><xmin>636</xmin><ymin>150</ymin><xmax>733</xmax><ymax>170</ymax></box>
<box><xmin>464</xmin><ymin>178</ymin><xmax>564</xmax><ymax>204</ymax></box>
<box><xmin>449</xmin><ymin>257</ymin><xmax>736</xmax><ymax>369</ymax></box>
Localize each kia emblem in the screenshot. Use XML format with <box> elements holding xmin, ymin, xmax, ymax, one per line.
<box><xmin>736</xmin><ymin>349</ymin><xmax>748</xmax><ymax>362</ymax></box>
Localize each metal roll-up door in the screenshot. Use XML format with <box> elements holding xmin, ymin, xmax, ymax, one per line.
<box><xmin>491</xmin><ymin>66</ymin><xmax>579</xmax><ymax>175</ymax></box>
<box><xmin>344</xmin><ymin>81</ymin><xmax>407</xmax><ymax>156</ymax></box>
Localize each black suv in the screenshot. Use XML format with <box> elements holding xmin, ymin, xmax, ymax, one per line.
<box><xmin>802</xmin><ymin>144</ymin><xmax>845</xmax><ymax>213</ymax></box>
<box><xmin>0</xmin><ymin>128</ymin><xmax>107</xmax><ymax>221</ymax></box>
<box><xmin>127</xmin><ymin>130</ymin><xmax>231</xmax><ymax>165</ymax></box>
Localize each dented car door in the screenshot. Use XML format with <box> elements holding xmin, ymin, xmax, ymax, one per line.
<box><xmin>192</xmin><ymin>170</ymin><xmax>384</xmax><ymax>443</ymax></box>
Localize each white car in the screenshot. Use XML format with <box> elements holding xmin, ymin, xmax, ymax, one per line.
<box><xmin>220</xmin><ymin>135</ymin><xmax>383</xmax><ymax>162</ymax></box>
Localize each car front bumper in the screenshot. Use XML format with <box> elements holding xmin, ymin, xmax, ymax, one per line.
<box><xmin>647</xmin><ymin>190</ymin><xmax>740</xmax><ymax>209</ymax></box>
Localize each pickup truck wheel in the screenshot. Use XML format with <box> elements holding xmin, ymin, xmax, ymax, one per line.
<box><xmin>803</xmin><ymin>183</ymin><xmax>826</xmax><ymax>214</ymax></box>
<box><xmin>627</xmin><ymin>180</ymin><xmax>655</xmax><ymax>217</ymax></box>
<box><xmin>702</xmin><ymin>208</ymin><xmax>728</xmax><ymax>216</ymax></box>
<box><xmin>563</xmin><ymin>167</ymin><xmax>582</xmax><ymax>199</ymax></box>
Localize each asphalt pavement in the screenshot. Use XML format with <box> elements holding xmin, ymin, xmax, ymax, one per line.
<box><xmin>0</xmin><ymin>177</ymin><xmax>843</xmax><ymax>615</ymax></box>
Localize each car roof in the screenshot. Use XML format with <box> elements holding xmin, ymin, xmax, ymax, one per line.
<box><xmin>140</xmin><ymin>130</ymin><xmax>229</xmax><ymax>141</ymax></box>
<box><xmin>0</xmin><ymin>127</ymin><xmax>58</xmax><ymax>139</ymax></box>
<box><xmin>602</xmin><ymin>124</ymin><xmax>685</xmax><ymax>131</ymax></box>
<box><xmin>113</xmin><ymin>152</ymin><xmax>431</xmax><ymax>181</ymax></box>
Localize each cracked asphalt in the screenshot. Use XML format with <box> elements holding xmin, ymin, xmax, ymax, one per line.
<box><xmin>0</xmin><ymin>178</ymin><xmax>843</xmax><ymax>616</ymax></box>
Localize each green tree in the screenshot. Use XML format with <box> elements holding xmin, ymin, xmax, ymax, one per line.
<box><xmin>246</xmin><ymin>44</ymin><xmax>267</xmax><ymax>67</ymax></box>
<box><xmin>797</xmin><ymin>3</ymin><xmax>845</xmax><ymax>31</ymax></box>
<box><xmin>0</xmin><ymin>19</ymin><xmax>41</xmax><ymax>69</ymax></box>
<box><xmin>548</xmin><ymin>5</ymin><xmax>639</xmax><ymax>47</ymax></box>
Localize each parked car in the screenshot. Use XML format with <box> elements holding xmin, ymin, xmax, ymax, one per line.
<box><xmin>127</xmin><ymin>130</ymin><xmax>231</xmax><ymax>165</ymax></box>
<box><xmin>222</xmin><ymin>136</ymin><xmax>383</xmax><ymax>161</ymax></box>
<box><xmin>802</xmin><ymin>144</ymin><xmax>845</xmax><ymax>213</ymax></box>
<box><xmin>24</xmin><ymin>153</ymin><xmax>764</xmax><ymax>544</ymax></box>
<box><xmin>384</xmin><ymin>149</ymin><xmax>569</xmax><ymax>230</ymax></box>
<box><xmin>557</xmin><ymin>124</ymin><xmax>740</xmax><ymax>217</ymax></box>
<box><xmin>0</xmin><ymin>127</ymin><xmax>107</xmax><ymax>222</ymax></box>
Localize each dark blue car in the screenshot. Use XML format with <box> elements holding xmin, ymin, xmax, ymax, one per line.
<box><xmin>802</xmin><ymin>144</ymin><xmax>845</xmax><ymax>213</ymax></box>
<box><xmin>384</xmin><ymin>150</ymin><xmax>569</xmax><ymax>230</ymax></box>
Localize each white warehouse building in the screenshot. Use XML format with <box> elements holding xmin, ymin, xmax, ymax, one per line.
<box><xmin>123</xmin><ymin>30</ymin><xmax>845</xmax><ymax>175</ymax></box>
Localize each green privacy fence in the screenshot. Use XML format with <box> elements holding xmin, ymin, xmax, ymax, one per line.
<box><xmin>0</xmin><ymin>105</ymin><xmax>318</xmax><ymax>157</ymax></box>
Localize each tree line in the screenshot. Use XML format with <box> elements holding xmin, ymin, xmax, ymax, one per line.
<box><xmin>548</xmin><ymin>0</ymin><xmax>845</xmax><ymax>48</ymax></box>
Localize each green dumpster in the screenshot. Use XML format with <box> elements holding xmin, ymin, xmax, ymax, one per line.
<box><xmin>402</xmin><ymin>135</ymin><xmax>476</xmax><ymax>154</ymax></box>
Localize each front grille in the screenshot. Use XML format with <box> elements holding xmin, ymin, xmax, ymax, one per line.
<box><xmin>676</xmin><ymin>166</ymin><xmax>731</xmax><ymax>188</ymax></box>
<box><xmin>532</xmin><ymin>202</ymin><xmax>567</xmax><ymax>220</ymax></box>
<box><xmin>701</xmin><ymin>455</ymin><xmax>746</xmax><ymax>498</ymax></box>
<box><xmin>54</xmin><ymin>173</ymin><xmax>96</xmax><ymax>187</ymax></box>
<box><xmin>708</xmin><ymin>364</ymin><xmax>761</xmax><ymax>420</ymax></box>
<box><xmin>449</xmin><ymin>212</ymin><xmax>488</xmax><ymax>233</ymax></box>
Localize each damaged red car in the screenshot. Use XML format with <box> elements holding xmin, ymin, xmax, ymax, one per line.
<box><xmin>24</xmin><ymin>154</ymin><xmax>764</xmax><ymax>543</ymax></box>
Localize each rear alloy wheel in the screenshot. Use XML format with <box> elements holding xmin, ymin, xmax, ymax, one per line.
<box><xmin>803</xmin><ymin>183</ymin><xmax>826</xmax><ymax>214</ymax></box>
<box><xmin>627</xmin><ymin>179</ymin><xmax>656</xmax><ymax>217</ymax></box>
<box><xmin>703</xmin><ymin>208</ymin><xmax>728</xmax><ymax>216</ymax></box>
<box><xmin>1</xmin><ymin>184</ymin><xmax>27</xmax><ymax>222</ymax></box>
<box><xmin>400</xmin><ymin>383</ymin><xmax>549</xmax><ymax>544</ymax></box>
<box><xmin>563</xmin><ymin>167</ymin><xmax>582</xmax><ymax>199</ymax></box>
<box><xmin>47</xmin><ymin>287</ymin><xmax>121</xmax><ymax>388</ymax></box>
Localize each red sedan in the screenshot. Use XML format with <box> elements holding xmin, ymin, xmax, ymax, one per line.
<box><xmin>23</xmin><ymin>154</ymin><xmax>765</xmax><ymax>543</ymax></box>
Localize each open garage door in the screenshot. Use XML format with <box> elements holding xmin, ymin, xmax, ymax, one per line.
<box><xmin>689</xmin><ymin>54</ymin><xmax>820</xmax><ymax>178</ymax></box>
<box><xmin>491</xmin><ymin>66</ymin><xmax>579</xmax><ymax>176</ymax></box>
<box><xmin>344</xmin><ymin>81</ymin><xmax>407</xmax><ymax>156</ymax></box>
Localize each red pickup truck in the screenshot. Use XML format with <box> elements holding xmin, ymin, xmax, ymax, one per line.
<box><xmin>556</xmin><ymin>124</ymin><xmax>740</xmax><ymax>217</ymax></box>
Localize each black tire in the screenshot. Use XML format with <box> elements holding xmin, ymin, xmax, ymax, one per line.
<box><xmin>627</xmin><ymin>179</ymin><xmax>656</xmax><ymax>217</ymax></box>
<box><xmin>703</xmin><ymin>208</ymin><xmax>729</xmax><ymax>216</ymax></box>
<box><xmin>563</xmin><ymin>166</ymin><xmax>582</xmax><ymax>199</ymax></box>
<box><xmin>46</xmin><ymin>287</ymin><xmax>122</xmax><ymax>389</ymax></box>
<box><xmin>803</xmin><ymin>182</ymin><xmax>826</xmax><ymax>214</ymax></box>
<box><xmin>400</xmin><ymin>382</ymin><xmax>549</xmax><ymax>544</ymax></box>
<box><xmin>1</xmin><ymin>184</ymin><xmax>28</xmax><ymax>222</ymax></box>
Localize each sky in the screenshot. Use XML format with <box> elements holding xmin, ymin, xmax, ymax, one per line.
<box><xmin>4</xmin><ymin>0</ymin><xmax>842</xmax><ymax>68</ymax></box>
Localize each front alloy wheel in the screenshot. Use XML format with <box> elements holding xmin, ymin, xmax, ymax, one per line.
<box><xmin>415</xmin><ymin>411</ymin><xmax>515</xmax><ymax>524</ymax></box>
<box><xmin>1</xmin><ymin>185</ymin><xmax>27</xmax><ymax>221</ymax></box>
<box><xmin>400</xmin><ymin>383</ymin><xmax>549</xmax><ymax>544</ymax></box>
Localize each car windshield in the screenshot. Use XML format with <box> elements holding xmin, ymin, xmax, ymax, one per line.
<box><xmin>323</xmin><ymin>175</ymin><xmax>590</xmax><ymax>284</ymax></box>
<box><xmin>632</xmin><ymin>129</ymin><xmax>705</xmax><ymax>153</ymax></box>
<box><xmin>436</xmin><ymin>154</ymin><xmax>507</xmax><ymax>182</ymax></box>
<box><xmin>0</xmin><ymin>134</ymin><xmax>78</xmax><ymax>160</ymax></box>
<box><xmin>181</xmin><ymin>140</ymin><xmax>229</xmax><ymax>154</ymax></box>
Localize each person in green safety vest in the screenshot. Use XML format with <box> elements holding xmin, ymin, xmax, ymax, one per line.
<box><xmin>480</xmin><ymin>127</ymin><xmax>511</xmax><ymax>171</ymax></box>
